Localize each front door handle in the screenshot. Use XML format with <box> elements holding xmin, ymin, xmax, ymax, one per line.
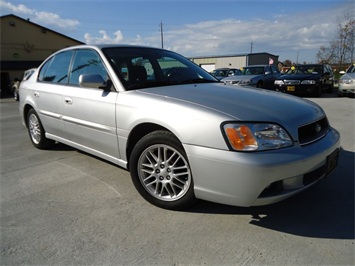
<box><xmin>64</xmin><ymin>97</ymin><xmax>73</xmax><ymax>105</ymax></box>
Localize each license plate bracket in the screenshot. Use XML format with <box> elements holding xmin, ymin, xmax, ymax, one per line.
<box><xmin>287</xmin><ymin>86</ymin><xmax>295</xmax><ymax>91</ymax></box>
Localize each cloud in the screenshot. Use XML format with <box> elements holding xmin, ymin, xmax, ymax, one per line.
<box><xmin>82</xmin><ymin>1</ymin><xmax>351</xmax><ymax>63</ymax></box>
<box><xmin>85</xmin><ymin>30</ymin><xmax>124</xmax><ymax>44</ymax></box>
<box><xmin>0</xmin><ymin>0</ymin><xmax>79</xmax><ymax>31</ymax></box>
<box><xmin>85</xmin><ymin>30</ymin><xmax>147</xmax><ymax>46</ymax></box>
<box><xmin>1</xmin><ymin>0</ymin><xmax>351</xmax><ymax>63</ymax></box>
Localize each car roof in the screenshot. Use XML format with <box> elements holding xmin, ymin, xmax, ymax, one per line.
<box><xmin>56</xmin><ymin>44</ymin><xmax>166</xmax><ymax>53</ymax></box>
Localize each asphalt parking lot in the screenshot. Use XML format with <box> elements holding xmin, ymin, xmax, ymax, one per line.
<box><xmin>1</xmin><ymin>91</ymin><xmax>354</xmax><ymax>265</ymax></box>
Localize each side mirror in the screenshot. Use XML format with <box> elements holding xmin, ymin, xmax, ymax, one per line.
<box><xmin>264</xmin><ymin>71</ymin><xmax>271</xmax><ymax>75</ymax></box>
<box><xmin>79</xmin><ymin>74</ymin><xmax>106</xmax><ymax>89</ymax></box>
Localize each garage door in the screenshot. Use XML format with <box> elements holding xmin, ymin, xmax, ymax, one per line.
<box><xmin>200</xmin><ymin>64</ymin><xmax>215</xmax><ymax>73</ymax></box>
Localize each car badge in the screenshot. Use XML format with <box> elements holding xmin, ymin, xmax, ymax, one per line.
<box><xmin>315</xmin><ymin>124</ymin><xmax>322</xmax><ymax>133</ymax></box>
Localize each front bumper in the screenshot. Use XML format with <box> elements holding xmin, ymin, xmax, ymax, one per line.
<box><xmin>184</xmin><ymin>127</ymin><xmax>340</xmax><ymax>207</ymax></box>
<box><xmin>275</xmin><ymin>84</ymin><xmax>319</xmax><ymax>95</ymax></box>
<box><xmin>338</xmin><ymin>83</ymin><xmax>355</xmax><ymax>97</ymax></box>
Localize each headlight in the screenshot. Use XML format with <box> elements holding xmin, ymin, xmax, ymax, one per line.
<box><xmin>223</xmin><ymin>123</ymin><xmax>293</xmax><ymax>151</ymax></box>
<box><xmin>339</xmin><ymin>78</ymin><xmax>353</xmax><ymax>84</ymax></box>
<box><xmin>301</xmin><ymin>80</ymin><xmax>316</xmax><ymax>84</ymax></box>
<box><xmin>274</xmin><ymin>80</ymin><xmax>284</xmax><ymax>85</ymax></box>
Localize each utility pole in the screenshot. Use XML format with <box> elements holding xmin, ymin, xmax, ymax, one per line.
<box><xmin>250</xmin><ymin>41</ymin><xmax>253</xmax><ymax>54</ymax></box>
<box><xmin>160</xmin><ymin>22</ymin><xmax>164</xmax><ymax>49</ymax></box>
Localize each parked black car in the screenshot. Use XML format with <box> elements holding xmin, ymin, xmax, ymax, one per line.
<box><xmin>274</xmin><ymin>64</ymin><xmax>334</xmax><ymax>97</ymax></box>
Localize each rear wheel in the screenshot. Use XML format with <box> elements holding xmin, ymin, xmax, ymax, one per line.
<box><xmin>129</xmin><ymin>131</ymin><xmax>196</xmax><ymax>210</ymax></box>
<box><xmin>27</xmin><ymin>109</ymin><xmax>54</xmax><ymax>149</ymax></box>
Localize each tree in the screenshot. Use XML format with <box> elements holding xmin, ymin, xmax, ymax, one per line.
<box><xmin>316</xmin><ymin>11</ymin><xmax>354</xmax><ymax>65</ymax></box>
<box><xmin>283</xmin><ymin>59</ymin><xmax>292</xmax><ymax>67</ymax></box>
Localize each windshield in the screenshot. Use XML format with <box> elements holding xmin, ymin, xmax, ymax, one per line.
<box><xmin>286</xmin><ymin>65</ymin><xmax>322</xmax><ymax>75</ymax></box>
<box><xmin>346</xmin><ymin>64</ymin><xmax>355</xmax><ymax>73</ymax></box>
<box><xmin>239</xmin><ymin>66</ymin><xmax>265</xmax><ymax>75</ymax></box>
<box><xmin>212</xmin><ymin>69</ymin><xmax>228</xmax><ymax>77</ymax></box>
<box><xmin>103</xmin><ymin>47</ymin><xmax>218</xmax><ymax>90</ymax></box>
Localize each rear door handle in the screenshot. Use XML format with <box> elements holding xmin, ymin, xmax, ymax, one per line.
<box><xmin>64</xmin><ymin>97</ymin><xmax>73</xmax><ymax>105</ymax></box>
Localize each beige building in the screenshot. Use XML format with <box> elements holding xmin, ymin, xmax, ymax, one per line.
<box><xmin>1</xmin><ymin>14</ymin><xmax>84</xmax><ymax>97</ymax></box>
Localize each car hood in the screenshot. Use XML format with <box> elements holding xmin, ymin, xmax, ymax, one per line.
<box><xmin>138</xmin><ymin>83</ymin><xmax>324</xmax><ymax>126</ymax></box>
<box><xmin>341</xmin><ymin>72</ymin><xmax>355</xmax><ymax>80</ymax></box>
<box><xmin>222</xmin><ymin>74</ymin><xmax>260</xmax><ymax>82</ymax></box>
<box><xmin>278</xmin><ymin>74</ymin><xmax>321</xmax><ymax>80</ymax></box>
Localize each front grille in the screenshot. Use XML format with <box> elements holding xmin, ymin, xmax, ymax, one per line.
<box><xmin>298</xmin><ymin>117</ymin><xmax>329</xmax><ymax>145</ymax></box>
<box><xmin>284</xmin><ymin>80</ymin><xmax>300</xmax><ymax>85</ymax></box>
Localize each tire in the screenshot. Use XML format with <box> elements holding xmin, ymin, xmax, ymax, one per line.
<box><xmin>256</xmin><ymin>81</ymin><xmax>263</xmax><ymax>88</ymax></box>
<box><xmin>27</xmin><ymin>109</ymin><xmax>54</xmax><ymax>149</ymax></box>
<box><xmin>327</xmin><ymin>82</ymin><xmax>334</xmax><ymax>93</ymax></box>
<box><xmin>313</xmin><ymin>86</ymin><xmax>322</xmax><ymax>97</ymax></box>
<box><xmin>129</xmin><ymin>130</ymin><xmax>196</xmax><ymax>210</ymax></box>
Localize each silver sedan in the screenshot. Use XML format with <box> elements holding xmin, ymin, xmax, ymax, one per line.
<box><xmin>19</xmin><ymin>45</ymin><xmax>340</xmax><ymax>210</ymax></box>
<box><xmin>338</xmin><ymin>64</ymin><xmax>355</xmax><ymax>97</ymax></box>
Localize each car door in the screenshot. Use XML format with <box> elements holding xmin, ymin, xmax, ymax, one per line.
<box><xmin>34</xmin><ymin>50</ymin><xmax>74</xmax><ymax>139</ymax></box>
<box><xmin>263</xmin><ymin>66</ymin><xmax>278</xmax><ymax>89</ymax></box>
<box><xmin>271</xmin><ymin>66</ymin><xmax>281</xmax><ymax>81</ymax></box>
<box><xmin>61</xmin><ymin>49</ymin><xmax>119</xmax><ymax>161</ymax></box>
<box><xmin>324</xmin><ymin>64</ymin><xmax>334</xmax><ymax>89</ymax></box>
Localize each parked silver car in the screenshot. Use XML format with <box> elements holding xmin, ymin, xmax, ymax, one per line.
<box><xmin>13</xmin><ymin>68</ymin><xmax>36</xmax><ymax>101</ymax></box>
<box><xmin>222</xmin><ymin>65</ymin><xmax>281</xmax><ymax>89</ymax></box>
<box><xmin>211</xmin><ymin>68</ymin><xmax>241</xmax><ymax>80</ymax></box>
<box><xmin>19</xmin><ymin>45</ymin><xmax>340</xmax><ymax>210</ymax></box>
<box><xmin>338</xmin><ymin>64</ymin><xmax>355</xmax><ymax>97</ymax></box>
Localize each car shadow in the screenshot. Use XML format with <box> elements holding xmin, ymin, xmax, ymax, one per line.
<box><xmin>46</xmin><ymin>140</ymin><xmax>354</xmax><ymax>240</ymax></box>
<box><xmin>48</xmin><ymin>142</ymin><xmax>77</xmax><ymax>151</ymax></box>
<box><xmin>188</xmin><ymin>148</ymin><xmax>354</xmax><ymax>240</ymax></box>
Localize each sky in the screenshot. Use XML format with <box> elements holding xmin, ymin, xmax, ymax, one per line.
<box><xmin>1</xmin><ymin>0</ymin><xmax>354</xmax><ymax>63</ymax></box>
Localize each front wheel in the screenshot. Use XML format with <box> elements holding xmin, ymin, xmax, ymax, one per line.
<box><xmin>129</xmin><ymin>131</ymin><xmax>196</xmax><ymax>210</ymax></box>
<box><xmin>256</xmin><ymin>81</ymin><xmax>263</xmax><ymax>88</ymax></box>
<box><xmin>27</xmin><ymin>109</ymin><xmax>54</xmax><ymax>149</ymax></box>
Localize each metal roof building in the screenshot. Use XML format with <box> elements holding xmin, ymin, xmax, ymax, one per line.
<box><xmin>1</xmin><ymin>14</ymin><xmax>84</xmax><ymax>97</ymax></box>
<box><xmin>190</xmin><ymin>52</ymin><xmax>279</xmax><ymax>72</ymax></box>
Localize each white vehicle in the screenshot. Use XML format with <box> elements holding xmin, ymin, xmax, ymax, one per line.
<box><xmin>338</xmin><ymin>64</ymin><xmax>355</xmax><ymax>97</ymax></box>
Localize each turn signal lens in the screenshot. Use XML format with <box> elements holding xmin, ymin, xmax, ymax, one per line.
<box><xmin>225</xmin><ymin>125</ymin><xmax>258</xmax><ymax>151</ymax></box>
